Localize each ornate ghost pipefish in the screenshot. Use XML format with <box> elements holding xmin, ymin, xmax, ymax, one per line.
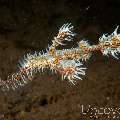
<box><xmin>0</xmin><ymin>23</ymin><xmax>120</xmax><ymax>91</ymax></box>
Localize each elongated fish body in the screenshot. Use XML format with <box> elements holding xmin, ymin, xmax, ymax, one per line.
<box><xmin>0</xmin><ymin>23</ymin><xmax>120</xmax><ymax>91</ymax></box>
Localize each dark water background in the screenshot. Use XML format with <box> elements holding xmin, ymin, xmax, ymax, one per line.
<box><xmin>0</xmin><ymin>0</ymin><xmax>120</xmax><ymax>119</ymax></box>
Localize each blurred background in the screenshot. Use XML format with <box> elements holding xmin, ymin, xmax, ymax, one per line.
<box><xmin>0</xmin><ymin>0</ymin><xmax>120</xmax><ymax>119</ymax></box>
